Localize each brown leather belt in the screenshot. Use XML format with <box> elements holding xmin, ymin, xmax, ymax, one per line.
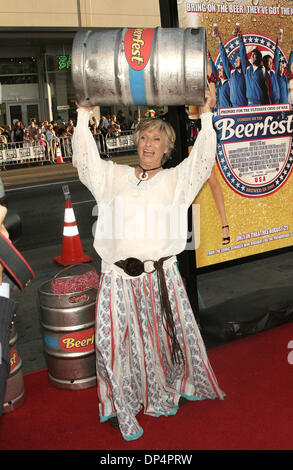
<box><xmin>115</xmin><ymin>256</ymin><xmax>184</xmax><ymax>365</ymax></box>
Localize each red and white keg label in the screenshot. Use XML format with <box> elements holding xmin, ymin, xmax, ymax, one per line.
<box><xmin>124</xmin><ymin>28</ymin><xmax>154</xmax><ymax>71</ymax></box>
<box><xmin>58</xmin><ymin>328</ymin><xmax>95</xmax><ymax>353</ymax></box>
<box><xmin>10</xmin><ymin>349</ymin><xmax>19</xmax><ymax>372</ymax></box>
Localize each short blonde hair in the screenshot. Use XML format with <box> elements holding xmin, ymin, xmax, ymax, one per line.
<box><xmin>133</xmin><ymin>118</ymin><xmax>176</xmax><ymax>164</ymax></box>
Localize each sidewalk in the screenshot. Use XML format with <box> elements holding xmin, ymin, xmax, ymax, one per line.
<box><xmin>1</xmin><ymin>155</ymin><xmax>139</xmax><ymax>187</ymax></box>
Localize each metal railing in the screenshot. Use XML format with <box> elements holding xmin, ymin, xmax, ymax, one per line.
<box><xmin>0</xmin><ymin>130</ymin><xmax>136</xmax><ymax>167</ymax></box>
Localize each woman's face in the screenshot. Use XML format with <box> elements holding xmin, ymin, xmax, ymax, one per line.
<box><xmin>137</xmin><ymin>128</ymin><xmax>168</xmax><ymax>168</ymax></box>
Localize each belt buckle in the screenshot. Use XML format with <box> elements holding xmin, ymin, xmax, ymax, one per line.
<box><xmin>144</xmin><ymin>260</ymin><xmax>156</xmax><ymax>274</ymax></box>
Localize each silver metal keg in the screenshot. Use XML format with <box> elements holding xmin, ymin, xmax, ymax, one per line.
<box><xmin>38</xmin><ymin>280</ymin><xmax>97</xmax><ymax>390</ymax></box>
<box><xmin>3</xmin><ymin>324</ymin><xmax>25</xmax><ymax>414</ymax></box>
<box><xmin>72</xmin><ymin>27</ymin><xmax>207</xmax><ymax>107</ymax></box>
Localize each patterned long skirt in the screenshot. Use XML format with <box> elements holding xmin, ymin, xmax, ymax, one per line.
<box><xmin>95</xmin><ymin>259</ymin><xmax>225</xmax><ymax>441</ymax></box>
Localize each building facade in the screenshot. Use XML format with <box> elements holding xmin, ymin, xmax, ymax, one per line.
<box><xmin>0</xmin><ymin>0</ymin><xmax>161</xmax><ymax>128</ymax></box>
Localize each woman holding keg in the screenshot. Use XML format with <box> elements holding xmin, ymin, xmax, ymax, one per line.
<box><xmin>72</xmin><ymin>86</ymin><xmax>225</xmax><ymax>441</ymax></box>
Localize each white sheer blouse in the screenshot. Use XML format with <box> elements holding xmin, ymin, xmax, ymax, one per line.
<box><xmin>72</xmin><ymin>108</ymin><xmax>216</xmax><ymax>267</ymax></box>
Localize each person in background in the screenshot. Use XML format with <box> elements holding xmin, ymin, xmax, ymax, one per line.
<box><xmin>34</xmin><ymin>127</ymin><xmax>46</xmax><ymax>145</ymax></box>
<box><xmin>0</xmin><ymin>129</ymin><xmax>7</xmax><ymax>147</ymax></box>
<box><xmin>67</xmin><ymin>119</ymin><xmax>75</xmax><ymax>133</ymax></box>
<box><xmin>263</xmin><ymin>54</ymin><xmax>280</xmax><ymax>104</ymax></box>
<box><xmin>11</xmin><ymin>121</ymin><xmax>24</xmax><ymax>146</ymax></box>
<box><xmin>34</xmin><ymin>127</ymin><xmax>46</xmax><ymax>165</ymax></box>
<box><xmin>52</xmin><ymin>121</ymin><xmax>59</xmax><ymax>136</ymax></box>
<box><xmin>106</xmin><ymin>118</ymin><xmax>121</xmax><ymax>136</ymax></box>
<box><xmin>27</xmin><ymin>119</ymin><xmax>38</xmax><ymax>140</ymax></box>
<box><xmin>23</xmin><ymin>130</ymin><xmax>31</xmax><ymax>147</ymax></box>
<box><xmin>64</xmin><ymin>125</ymin><xmax>73</xmax><ymax>137</ymax></box>
<box><xmin>275</xmin><ymin>37</ymin><xmax>293</xmax><ymax>104</ymax></box>
<box><xmin>0</xmin><ymin>132</ymin><xmax>7</xmax><ymax>170</ymax></box>
<box><xmin>90</xmin><ymin>123</ymin><xmax>101</xmax><ymax>136</ymax></box>
<box><xmin>209</xmin><ymin>54</ymin><xmax>232</xmax><ymax>109</ymax></box>
<box><xmin>131</xmin><ymin>118</ymin><xmax>140</xmax><ymax>130</ymax></box>
<box><xmin>56</xmin><ymin>115</ymin><xmax>63</xmax><ymax>127</ymax></box>
<box><xmin>103</xmin><ymin>114</ymin><xmax>110</xmax><ymax>130</ymax></box>
<box><xmin>2</xmin><ymin>126</ymin><xmax>12</xmax><ymax>143</ymax></box>
<box><xmin>277</xmin><ymin>59</ymin><xmax>290</xmax><ymax>103</ymax></box>
<box><xmin>98</xmin><ymin>118</ymin><xmax>107</xmax><ymax>134</ymax></box>
<box><xmin>46</xmin><ymin>124</ymin><xmax>58</xmax><ymax>163</ymax></box>
<box><xmin>116</xmin><ymin>110</ymin><xmax>127</xmax><ymax>130</ymax></box>
<box><xmin>40</xmin><ymin>121</ymin><xmax>48</xmax><ymax>134</ymax></box>
<box><xmin>239</xmin><ymin>37</ymin><xmax>268</xmax><ymax>105</ymax></box>
<box><xmin>288</xmin><ymin>41</ymin><xmax>293</xmax><ymax>103</ymax></box>
<box><xmin>96</xmin><ymin>118</ymin><xmax>107</xmax><ymax>153</ymax></box>
<box><xmin>45</xmin><ymin>124</ymin><xmax>56</xmax><ymax>142</ymax></box>
<box><xmin>34</xmin><ymin>127</ymin><xmax>47</xmax><ymax>164</ymax></box>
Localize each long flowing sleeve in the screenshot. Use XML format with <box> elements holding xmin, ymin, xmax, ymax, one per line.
<box><xmin>177</xmin><ymin>112</ymin><xmax>217</xmax><ymax>207</ymax></box>
<box><xmin>72</xmin><ymin>108</ymin><xmax>114</xmax><ymax>202</ymax></box>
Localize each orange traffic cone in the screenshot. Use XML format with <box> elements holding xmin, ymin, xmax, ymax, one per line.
<box><xmin>56</xmin><ymin>146</ymin><xmax>64</xmax><ymax>164</ymax></box>
<box><xmin>54</xmin><ymin>197</ymin><xmax>93</xmax><ymax>266</ymax></box>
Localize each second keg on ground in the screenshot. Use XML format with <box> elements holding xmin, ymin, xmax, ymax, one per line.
<box><xmin>38</xmin><ymin>280</ymin><xmax>97</xmax><ymax>390</ymax></box>
<box><xmin>72</xmin><ymin>27</ymin><xmax>207</xmax><ymax>107</ymax></box>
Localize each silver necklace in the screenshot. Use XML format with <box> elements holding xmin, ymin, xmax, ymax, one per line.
<box><xmin>137</xmin><ymin>165</ymin><xmax>162</xmax><ymax>185</ymax></box>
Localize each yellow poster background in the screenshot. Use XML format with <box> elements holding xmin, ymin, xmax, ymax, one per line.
<box><xmin>179</xmin><ymin>0</ymin><xmax>293</xmax><ymax>267</ymax></box>
<box><xmin>194</xmin><ymin>161</ymin><xmax>293</xmax><ymax>267</ymax></box>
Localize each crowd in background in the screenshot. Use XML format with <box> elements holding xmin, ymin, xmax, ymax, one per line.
<box><xmin>0</xmin><ymin>110</ymin><xmax>142</xmax><ymax>169</ymax></box>
<box><xmin>89</xmin><ymin>110</ymin><xmax>140</xmax><ymax>138</ymax></box>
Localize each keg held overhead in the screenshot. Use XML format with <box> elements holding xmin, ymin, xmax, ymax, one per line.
<box><xmin>71</xmin><ymin>27</ymin><xmax>207</xmax><ymax>107</ymax></box>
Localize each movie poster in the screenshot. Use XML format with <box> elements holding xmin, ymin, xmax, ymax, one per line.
<box><xmin>178</xmin><ymin>0</ymin><xmax>293</xmax><ymax>267</ymax></box>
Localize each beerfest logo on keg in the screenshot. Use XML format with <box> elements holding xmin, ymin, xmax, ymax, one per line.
<box><xmin>124</xmin><ymin>28</ymin><xmax>154</xmax><ymax>70</ymax></box>
<box><xmin>212</xmin><ymin>33</ymin><xmax>293</xmax><ymax>197</ymax></box>
<box><xmin>59</xmin><ymin>328</ymin><xmax>95</xmax><ymax>353</ymax></box>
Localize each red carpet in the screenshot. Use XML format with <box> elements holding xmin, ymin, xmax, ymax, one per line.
<box><xmin>1</xmin><ymin>322</ymin><xmax>293</xmax><ymax>451</ymax></box>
